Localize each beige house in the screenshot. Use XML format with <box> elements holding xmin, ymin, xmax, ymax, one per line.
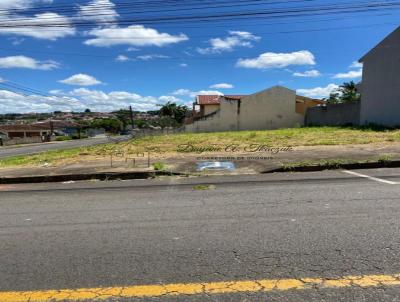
<box><xmin>185</xmin><ymin>86</ymin><xmax>323</xmax><ymax>132</ymax></box>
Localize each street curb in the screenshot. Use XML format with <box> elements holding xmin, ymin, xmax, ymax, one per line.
<box><xmin>3</xmin><ymin>161</ymin><xmax>400</xmax><ymax>184</ymax></box>
<box><xmin>264</xmin><ymin>160</ymin><xmax>400</xmax><ymax>173</ymax></box>
<box><xmin>0</xmin><ymin>171</ymin><xmax>184</xmax><ymax>185</ymax></box>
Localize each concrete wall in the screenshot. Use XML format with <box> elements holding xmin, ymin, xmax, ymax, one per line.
<box><xmin>185</xmin><ymin>86</ymin><xmax>304</xmax><ymax>133</ymax></box>
<box><xmin>2</xmin><ymin>136</ymin><xmax>44</xmax><ymax>146</ymax></box>
<box><xmin>238</xmin><ymin>86</ymin><xmax>304</xmax><ymax>131</ymax></box>
<box><xmin>360</xmin><ymin>27</ymin><xmax>400</xmax><ymax>126</ymax></box>
<box><xmin>305</xmin><ymin>102</ymin><xmax>360</xmax><ymax>126</ymax></box>
<box><xmin>185</xmin><ymin>100</ymin><xmax>239</xmax><ymax>132</ymax></box>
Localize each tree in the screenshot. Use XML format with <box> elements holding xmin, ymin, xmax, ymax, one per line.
<box><xmin>326</xmin><ymin>81</ymin><xmax>361</xmax><ymax>104</ymax></box>
<box><xmin>84</xmin><ymin>108</ymin><xmax>91</xmax><ymax>113</ymax></box>
<box><xmin>159</xmin><ymin>102</ymin><xmax>189</xmax><ymax>124</ymax></box>
<box><xmin>89</xmin><ymin>118</ymin><xmax>122</xmax><ymax>133</ymax></box>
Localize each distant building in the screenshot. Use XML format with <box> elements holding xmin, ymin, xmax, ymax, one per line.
<box><xmin>0</xmin><ymin>121</ymin><xmax>80</xmax><ymax>141</ymax></box>
<box><xmin>0</xmin><ymin>124</ymin><xmax>51</xmax><ymax>140</ymax></box>
<box><xmin>359</xmin><ymin>26</ymin><xmax>400</xmax><ymax>126</ymax></box>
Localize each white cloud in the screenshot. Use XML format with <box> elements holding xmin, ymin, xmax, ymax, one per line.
<box><xmin>115</xmin><ymin>54</ymin><xmax>130</xmax><ymax>62</ymax></box>
<box><xmin>332</xmin><ymin>69</ymin><xmax>362</xmax><ymax>79</ymax></box>
<box><xmin>84</xmin><ymin>25</ymin><xmax>188</xmax><ymax>47</ymax></box>
<box><xmin>179</xmin><ymin>63</ymin><xmax>188</xmax><ymax>67</ymax></box>
<box><xmin>77</xmin><ymin>0</ymin><xmax>119</xmax><ymax>23</ymax></box>
<box><xmin>0</xmin><ymin>12</ymin><xmax>75</xmax><ymax>40</ymax></box>
<box><xmin>116</xmin><ymin>54</ymin><xmax>169</xmax><ymax>61</ymax></box>
<box><xmin>127</xmin><ymin>47</ymin><xmax>139</xmax><ymax>52</ymax></box>
<box><xmin>236</xmin><ymin>51</ymin><xmax>316</xmax><ymax>69</ymax></box>
<box><xmin>49</xmin><ymin>89</ymin><xmax>63</xmax><ymax>95</ymax></box>
<box><xmin>197</xmin><ymin>30</ymin><xmax>260</xmax><ymax>54</ymax></box>
<box><xmin>350</xmin><ymin>61</ymin><xmax>363</xmax><ymax>69</ymax></box>
<box><xmin>0</xmin><ymin>56</ymin><xmax>59</xmax><ymax>70</ymax></box>
<box><xmin>0</xmin><ymin>77</ymin><xmax>5</xmax><ymax>82</ymax></box>
<box><xmin>59</xmin><ymin>74</ymin><xmax>102</xmax><ymax>86</ymax></box>
<box><xmin>173</xmin><ymin>89</ymin><xmax>223</xmax><ymax>98</ymax></box>
<box><xmin>293</xmin><ymin>70</ymin><xmax>321</xmax><ymax>77</ymax></box>
<box><xmin>209</xmin><ymin>83</ymin><xmax>234</xmax><ymax>89</ymax></box>
<box><xmin>136</xmin><ymin>54</ymin><xmax>169</xmax><ymax>61</ymax></box>
<box><xmin>297</xmin><ymin>84</ymin><xmax>339</xmax><ymax>99</ymax></box>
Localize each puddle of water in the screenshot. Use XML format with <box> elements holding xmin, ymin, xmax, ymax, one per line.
<box><xmin>196</xmin><ymin>161</ymin><xmax>236</xmax><ymax>172</ymax></box>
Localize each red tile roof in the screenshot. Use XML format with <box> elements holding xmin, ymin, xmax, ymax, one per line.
<box><xmin>0</xmin><ymin>124</ymin><xmax>46</xmax><ymax>131</ymax></box>
<box><xmin>0</xmin><ymin>121</ymin><xmax>79</xmax><ymax>132</ymax></box>
<box><xmin>197</xmin><ymin>95</ymin><xmax>246</xmax><ymax>105</ymax></box>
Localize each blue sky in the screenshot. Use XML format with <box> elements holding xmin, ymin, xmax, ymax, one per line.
<box><xmin>0</xmin><ymin>0</ymin><xmax>399</xmax><ymax>113</ymax></box>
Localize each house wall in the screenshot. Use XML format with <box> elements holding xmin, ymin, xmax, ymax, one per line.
<box><xmin>360</xmin><ymin>28</ymin><xmax>400</xmax><ymax>126</ymax></box>
<box><xmin>203</xmin><ymin>104</ymin><xmax>220</xmax><ymax>115</ymax></box>
<box><xmin>305</xmin><ymin>103</ymin><xmax>360</xmax><ymax>126</ymax></box>
<box><xmin>238</xmin><ymin>86</ymin><xmax>304</xmax><ymax>131</ymax></box>
<box><xmin>185</xmin><ymin>100</ymin><xmax>239</xmax><ymax>132</ymax></box>
<box><xmin>185</xmin><ymin>86</ymin><xmax>304</xmax><ymax>133</ymax></box>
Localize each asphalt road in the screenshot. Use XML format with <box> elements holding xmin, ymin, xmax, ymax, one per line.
<box><xmin>0</xmin><ymin>135</ymin><xmax>130</xmax><ymax>159</ymax></box>
<box><xmin>1</xmin><ymin>168</ymin><xmax>400</xmax><ymax>301</ymax></box>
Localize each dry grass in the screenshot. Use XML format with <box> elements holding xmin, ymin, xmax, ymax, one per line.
<box><xmin>1</xmin><ymin>126</ymin><xmax>400</xmax><ymax>168</ymax></box>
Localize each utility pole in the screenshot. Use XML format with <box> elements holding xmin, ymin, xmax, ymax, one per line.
<box><xmin>50</xmin><ymin>120</ymin><xmax>54</xmax><ymax>136</ymax></box>
<box><xmin>129</xmin><ymin>105</ymin><xmax>134</xmax><ymax>129</ymax></box>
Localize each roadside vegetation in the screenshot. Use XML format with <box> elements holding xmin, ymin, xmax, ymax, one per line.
<box><xmin>2</xmin><ymin>126</ymin><xmax>400</xmax><ymax>168</ymax></box>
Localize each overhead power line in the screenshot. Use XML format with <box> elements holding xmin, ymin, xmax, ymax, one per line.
<box><xmin>0</xmin><ymin>0</ymin><xmax>399</xmax><ymax>28</ymax></box>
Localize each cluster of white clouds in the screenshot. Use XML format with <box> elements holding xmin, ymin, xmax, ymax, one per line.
<box><xmin>297</xmin><ymin>84</ymin><xmax>339</xmax><ymax>99</ymax></box>
<box><xmin>77</xmin><ymin>0</ymin><xmax>119</xmax><ymax>23</ymax></box>
<box><xmin>0</xmin><ymin>87</ymin><xmax>190</xmax><ymax>113</ymax></box>
<box><xmin>0</xmin><ymin>0</ymin><xmax>189</xmax><ymax>48</ymax></box>
<box><xmin>332</xmin><ymin>61</ymin><xmax>363</xmax><ymax>79</ymax></box>
<box><xmin>0</xmin><ymin>1</ymin><xmax>75</xmax><ymax>40</ymax></box>
<box><xmin>197</xmin><ymin>31</ymin><xmax>260</xmax><ymax>54</ymax></box>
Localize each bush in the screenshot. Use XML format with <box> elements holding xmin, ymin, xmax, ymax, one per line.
<box><xmin>152</xmin><ymin>162</ymin><xmax>165</xmax><ymax>171</ymax></box>
<box><xmin>55</xmin><ymin>136</ymin><xmax>72</xmax><ymax>141</ymax></box>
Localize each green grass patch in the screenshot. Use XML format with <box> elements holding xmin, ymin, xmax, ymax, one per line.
<box><xmin>55</xmin><ymin>136</ymin><xmax>72</xmax><ymax>142</ymax></box>
<box><xmin>281</xmin><ymin>159</ymin><xmax>351</xmax><ymax>171</ymax></box>
<box><xmin>0</xmin><ymin>148</ymin><xmax>83</xmax><ymax>168</ymax></box>
<box><xmin>193</xmin><ymin>184</ymin><xmax>216</xmax><ymax>190</ymax></box>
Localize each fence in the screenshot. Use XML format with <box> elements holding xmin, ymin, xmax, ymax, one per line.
<box><xmin>1</xmin><ymin>136</ymin><xmax>46</xmax><ymax>146</ymax></box>
<box><xmin>305</xmin><ymin>102</ymin><xmax>360</xmax><ymax>126</ymax></box>
<box><xmin>130</xmin><ymin>127</ymin><xmax>185</xmax><ymax>138</ymax></box>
